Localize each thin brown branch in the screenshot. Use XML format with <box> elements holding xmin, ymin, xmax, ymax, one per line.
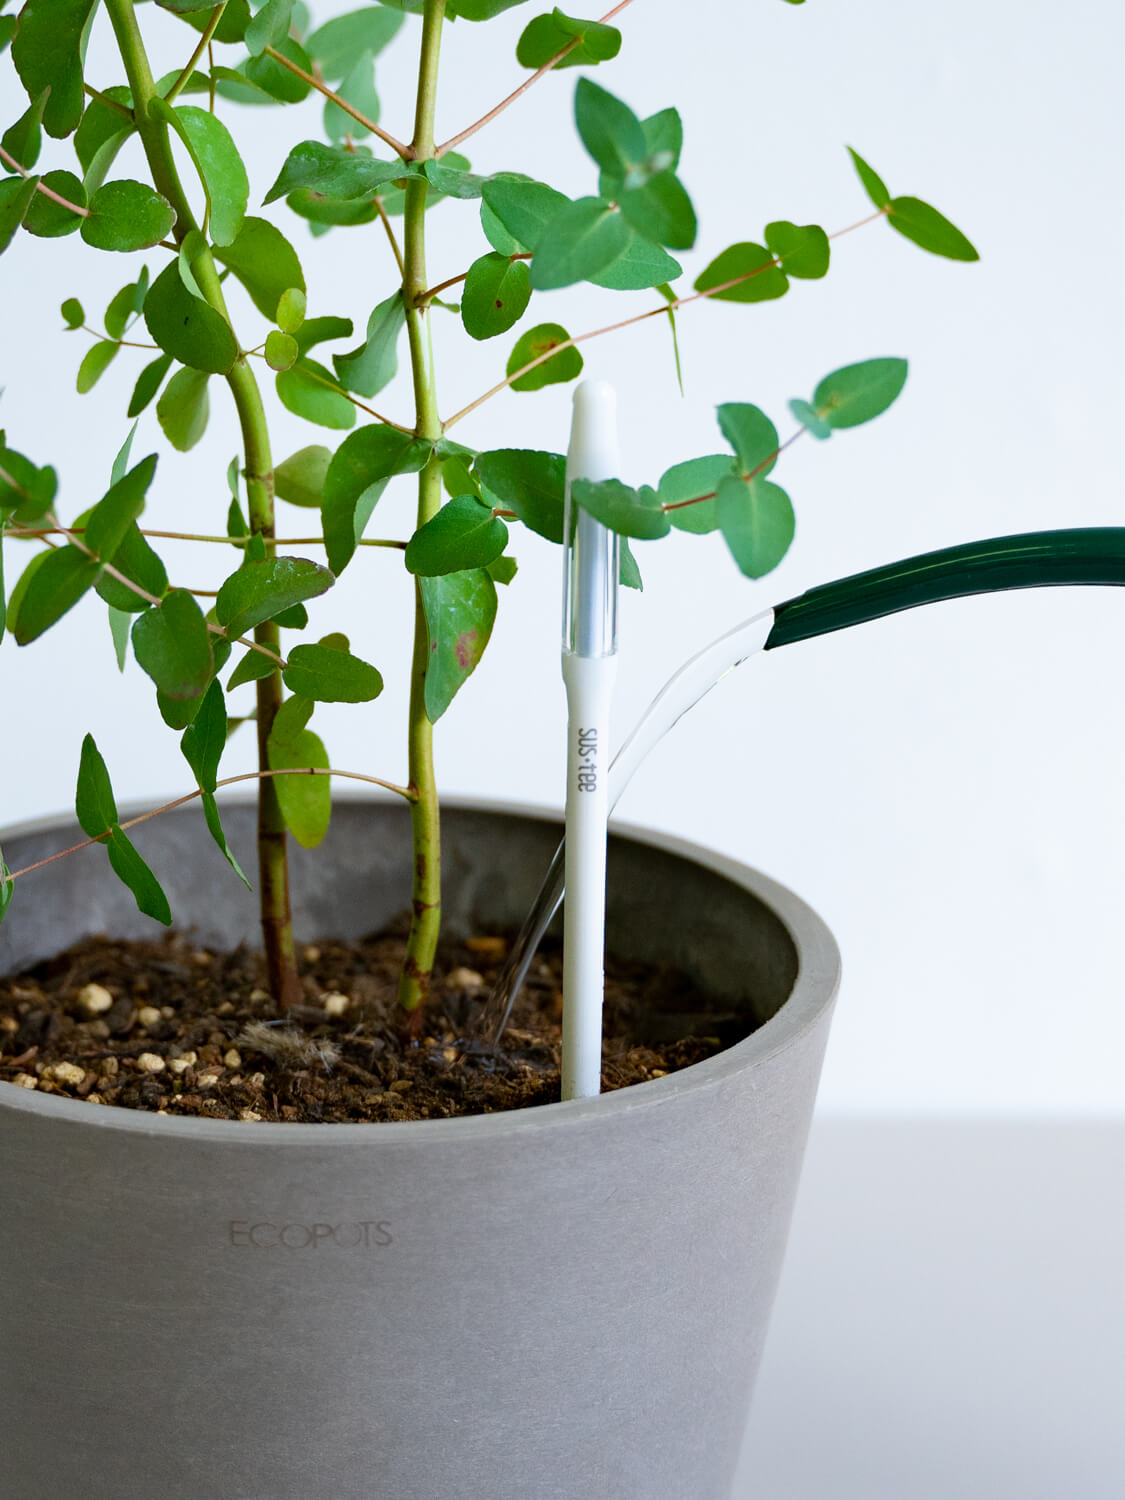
<box><xmin>444</xmin><ymin>210</ymin><xmax>883</xmax><ymax>429</ymax></box>
<box><xmin>375</xmin><ymin>196</ymin><xmax>406</xmax><ymax>277</ymax></box>
<box><xmin>436</xmin><ymin>0</ymin><xmax>638</xmax><ymax>159</ymax></box>
<box><xmin>264</xmin><ymin>45</ymin><xmax>410</xmax><ymax>159</ymax></box>
<box><xmin>5</xmin><ymin>769</ymin><xmax>417</xmax><ymax>884</ymax></box>
<box><xmin>251</xmin><ymin>352</ymin><xmax>413</xmax><ymax>433</ymax></box>
<box><xmin>165</xmin><ymin>1</ymin><xmax>226</xmax><ymax>104</ymax></box>
<box><xmin>0</xmin><ymin>144</ymin><xmax>91</xmax><ymax>217</ymax></box>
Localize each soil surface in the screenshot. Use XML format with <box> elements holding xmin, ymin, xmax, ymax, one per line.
<box><xmin>0</xmin><ymin>919</ymin><xmax>760</xmax><ymax>1123</ymax></box>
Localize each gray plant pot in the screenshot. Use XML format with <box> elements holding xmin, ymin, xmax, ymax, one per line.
<box><xmin>0</xmin><ymin>797</ymin><xmax>839</xmax><ymax>1500</ymax></box>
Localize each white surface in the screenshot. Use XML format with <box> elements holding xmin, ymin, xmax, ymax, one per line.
<box><xmin>738</xmin><ymin>1116</ymin><xmax>1125</xmax><ymax>1498</ymax></box>
<box><xmin>3</xmin><ymin>1</ymin><xmax>1124</xmax><ymax>1113</ymax></box>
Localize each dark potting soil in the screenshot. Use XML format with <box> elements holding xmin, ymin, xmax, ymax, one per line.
<box><xmin>0</xmin><ymin>920</ymin><xmax>760</xmax><ymax>1122</ymax></box>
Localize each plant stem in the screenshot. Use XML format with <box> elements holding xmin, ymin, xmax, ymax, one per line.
<box><xmin>398</xmin><ymin>0</ymin><xmax>448</xmax><ymax>1028</ymax></box>
<box><xmin>103</xmin><ymin>0</ymin><xmax>301</xmax><ymax>1009</ymax></box>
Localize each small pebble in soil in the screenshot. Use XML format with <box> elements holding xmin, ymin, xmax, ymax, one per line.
<box><xmin>137</xmin><ymin>1053</ymin><xmax>165</xmax><ymax>1074</ymax></box>
<box><xmin>322</xmin><ymin>992</ymin><xmax>349</xmax><ymax>1017</ymax></box>
<box><xmin>77</xmin><ymin>984</ymin><xmax>114</xmax><ymax>1016</ymax></box>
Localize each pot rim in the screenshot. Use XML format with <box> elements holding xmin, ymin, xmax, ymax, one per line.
<box><xmin>0</xmin><ymin>794</ymin><xmax>840</xmax><ymax>1143</ymax></box>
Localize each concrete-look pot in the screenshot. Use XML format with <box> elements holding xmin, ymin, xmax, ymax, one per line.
<box><xmin>0</xmin><ymin>798</ymin><xmax>839</xmax><ymax>1500</ymax></box>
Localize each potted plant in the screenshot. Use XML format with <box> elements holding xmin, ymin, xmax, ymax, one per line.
<box><xmin>0</xmin><ymin>0</ymin><xmax>1053</xmax><ymax>1494</ymax></box>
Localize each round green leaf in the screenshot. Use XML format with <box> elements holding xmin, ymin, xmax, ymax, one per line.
<box><xmin>716</xmin><ymin>404</ymin><xmax>780</xmax><ymax>475</ymax></box>
<box><xmin>213</xmin><ymin>217</ymin><xmax>306</xmax><ymax>321</ymax></box>
<box><xmin>694</xmin><ymin>242</ymin><xmax>788</xmax><ymax>303</ymax></box>
<box><xmin>788</xmin><ymin>398</ymin><xmax>833</xmax><ymax>440</ymax></box>
<box><xmin>323</xmin><ymin>50</ymin><xmax>380</xmax><ymax>143</ymax></box>
<box><xmin>266</xmin><ymin>330</ymin><xmax>300</xmax><ymax>372</ymax></box>
<box><xmin>764</xmin><ymin>220</ymin><xmax>830</xmax><ymax>280</ymax></box>
<box><xmin>530</xmin><ymin>197</ymin><xmax>631</xmax><ymax>290</ymax></box>
<box><xmin>473</xmin><ymin>449</ymin><xmax>565</xmax><ymax>542</ymax></box>
<box><xmin>405</xmin><ymin>496</ymin><xmax>509</xmax><ymax>576</ymax></box>
<box><xmin>81</xmin><ymin>180</ymin><xmax>175</xmax><ymax>252</ymax></box>
<box><xmin>276</xmin><ymin>286</ymin><xmax>306</xmax><ymax>333</ymax></box>
<box><xmin>620</xmin><ymin>171</ymin><xmax>696</xmax><ymax>250</ymax></box>
<box><xmin>283</xmin><ymin>642</ymin><xmax>383</xmax><ymax>703</ymax></box>
<box><xmin>507</xmin><ymin>323</ymin><xmax>583</xmax><ymax>392</ymax></box>
<box><xmin>131</xmin><ymin>588</ymin><xmax>214</xmax><ymax>699</ymax></box>
<box><xmin>267</xmin><ymin>698</ymin><xmax>331</xmax><ymax>848</ymax></box>
<box><xmin>156</xmin><ymin>367</ymin><xmax>211</xmax><ymax>452</ymax></box>
<box><xmin>61</xmin><ymin>297</ymin><xmax>85</xmax><ymax>329</ymax></box>
<box><xmin>275</xmin><ymin>445</ymin><xmax>331</xmax><ymax>509</ymax></box>
<box><xmin>23</xmin><ymin>170</ymin><xmax>85</xmax><ymax>237</ymax></box>
<box><xmin>306</xmin><ymin>8</ymin><xmax>404</xmax><ymax>80</ymax></box>
<box><xmin>10</xmin><ymin>0</ymin><xmax>99</xmax><ymax>140</ymax></box>
<box><xmin>155</xmin><ymin>103</ymin><xmax>248</xmax><ymax>247</ymax></box>
<box><xmin>812</xmin><ymin>357</ymin><xmax>909</xmax><ymax>430</ymax></box>
<box><xmin>216</xmin><ymin>556</ymin><xmax>335</xmax><ymax>638</ymax></box>
<box><xmin>461</xmin><ymin>253</ymin><xmax>531</xmax><ymax>340</ymax></box>
<box><xmin>10</xmin><ymin>545</ymin><xmax>98</xmax><ymax>643</ymax></box>
<box><xmin>660</xmin><ymin>454</ymin><xmax>736</xmax><ymax>534</ymax></box>
<box><xmin>276</xmin><ymin>358</ymin><xmax>356</xmax><ymax>429</ymax></box>
<box><xmin>144</xmin><ymin>261</ymin><xmax>238</xmax><ymax>375</ymax></box>
<box><xmin>516</xmin><ymin>11</ymin><xmax>621</xmax><ymax>70</ymax></box>
<box><xmin>571</xmin><ymin>478</ymin><xmax>670</xmax><ymax>540</ymax></box>
<box><xmin>717</xmin><ymin>474</ymin><xmax>795</xmax><ymax>579</ymax></box>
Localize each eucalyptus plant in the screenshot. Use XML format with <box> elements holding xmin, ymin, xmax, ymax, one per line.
<box><xmin>0</xmin><ymin>0</ymin><xmax>976</xmax><ymax>1026</ymax></box>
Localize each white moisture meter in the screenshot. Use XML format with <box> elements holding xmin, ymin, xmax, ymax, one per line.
<box><xmin>560</xmin><ymin>381</ymin><xmax>621</xmax><ymax>1102</ymax></box>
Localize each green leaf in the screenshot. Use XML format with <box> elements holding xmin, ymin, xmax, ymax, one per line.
<box><xmin>74</xmin><ymin>85</ymin><xmax>133</xmax><ymax>177</ymax></box>
<box><xmin>265</xmin><ymin>330</ymin><xmax>299</xmax><ymax>371</ymax></box>
<box><xmin>420</xmin><ymin>570</ymin><xmax>498</xmax><ymax>722</ymax></box>
<box><xmin>323</xmin><ymin>50</ymin><xmax>380</xmax><ymax>143</ymax></box>
<box><xmin>660</xmin><ymin>454</ymin><xmax>736</xmax><ymax>534</ymax></box>
<box><xmin>474</xmin><ymin>449</ymin><xmax>565</xmax><ymax>542</ymax></box>
<box><xmin>717</xmin><ymin>474</ymin><xmax>795</xmax><ymax>579</ymax></box>
<box><xmin>295</xmin><ymin>315</ymin><xmax>354</xmax><ymax>355</ymax></box>
<box><xmin>694</xmin><ymin>243</ymin><xmax>788</xmax><ymax>303</ymax></box>
<box><xmin>618</xmin><ymin>536</ymin><xmax>642</xmax><ymax>590</ymax></box>
<box><xmin>788</xmin><ymin>397</ymin><xmax>832</xmax><ymax>440</ymax></box>
<box><xmin>156</xmin><ymin>367</ymin><xmax>211</xmax><ymax>451</ymax></box>
<box><xmin>264</xmin><ymin>140</ymin><xmax>412</xmax><ymax>204</ymax></box>
<box><xmin>76</xmin><ymin>340</ymin><xmax>119</xmax><ymax>394</ymax></box>
<box><xmin>448</xmin><ymin>0</ymin><xmax>532</xmax><ymax>18</ymax></box>
<box><xmin>23</xmin><ymin>170</ymin><xmax>85</xmax><ymax>237</ymax></box>
<box><xmin>322</xmin><ymin>425</ymin><xmax>431</xmax><ymax>573</ymax></box>
<box><xmin>128</xmin><ymin>352</ymin><xmax>174</xmax><ymax>417</ymax></box>
<box><xmin>108</xmin><ymin>604</ymin><xmax>131</xmax><ymax>669</ymax></box>
<box><xmin>75</xmin><ymin>732</ymin><xmax>118</xmax><ymax>836</ymax></box>
<box><xmin>480</xmin><ymin>174</ymin><xmax>569</xmax><ymax>254</ymax></box>
<box><xmin>620</xmin><ymin>171</ymin><xmax>696</xmax><ymax>249</ymax></box>
<box><xmin>717</xmin><ymin>403</ymin><xmax>780</xmax><ymax>475</ymax></box>
<box><xmin>642</xmin><ymin>108</ymin><xmax>683</xmax><ymax>170</ymax></box>
<box><xmin>847</xmin><ymin>146</ymin><xmax>890</xmax><ymax>209</ymax></box>
<box><xmin>306</xmin><ymin>7</ymin><xmax>404</xmax><ymax>80</ymax></box>
<box><xmin>273</xmin><ymin>601</ymin><xmax>308</xmax><ymax>630</ymax></box>
<box><xmin>487</xmin><ymin>555</ymin><xmax>518</xmax><ymax>587</ymax></box>
<box><xmin>406</xmin><ymin>496</ymin><xmax>509</xmax><ymax>576</ymax></box>
<box><xmin>162</xmin><ymin>0</ymin><xmax>250</xmax><ymax>41</ymax></box>
<box><xmin>107</xmin><ymin>827</ymin><xmax>172</xmax><ymax>925</ymax></box>
<box><xmin>887</xmin><ymin>195</ymin><xmax>979</xmax><ymax>261</ymax></box>
<box><xmin>0</xmin><ymin>846</ymin><xmax>13</xmax><ymax>925</ymax></box>
<box><xmin>10</xmin><ymin>0</ymin><xmax>100</xmax><ymax>139</ymax></box>
<box><xmin>103</xmin><ymin>268</ymin><xmax>148</xmax><ymax>339</ymax></box>
<box><xmin>3</xmin><ymin>88</ymin><xmax>49</xmax><ymax>170</ymax></box>
<box><xmin>216</xmin><ymin>556</ymin><xmax>334</xmax><ymax>637</ymax></box>
<box><xmin>131</xmin><ymin>588</ymin><xmax>214</xmax><ymax>699</ymax></box>
<box><xmin>275</xmin><ymin>445</ymin><xmax>331</xmax><ymax>508</ymax></box>
<box><xmin>283</xmin><ymin>642</ymin><xmax>383</xmax><ymax>702</ymax></box>
<box><xmin>517</xmin><ymin>9</ymin><xmax>621</xmax><ymax>70</ymax></box>
<box><xmin>201</xmin><ymin>790</ymin><xmax>251</xmax><ymax>888</ymax></box>
<box><xmin>506</xmin><ymin>323</ymin><xmax>583</xmax><ymax>391</ymax></box>
<box><xmin>764</xmin><ymin>220</ymin><xmax>830</xmax><ymax>279</ymax></box>
<box><xmin>276</xmin><ymin>357</ymin><xmax>356</xmax><ymax>429</ymax></box>
<box><xmin>267</xmin><ymin>696</ymin><xmax>331</xmax><ymax>848</ymax></box>
<box><xmin>0</xmin><ymin>16</ymin><xmax>15</xmax><ymax>53</ymax></box>
<box><xmin>421</xmin><ymin>159</ymin><xmax>486</xmax><ymax>199</ymax></box>
<box><xmin>86</xmin><ymin>454</ymin><xmax>158</xmax><ymax>563</ymax></box>
<box><xmin>228</xmin><ymin>646</ymin><xmax>276</xmax><ymax>690</ymax></box>
<box><xmin>11</xmin><ymin>546</ymin><xmax>97</xmax><ymax>643</ymax></box>
<box><xmin>276</xmin><ymin>287</ymin><xmax>305</xmax><ymax>333</ymax></box>
<box><xmin>150</xmin><ymin>100</ymin><xmax>248</xmax><ymax>246</ymax></box>
<box><xmin>812</xmin><ymin>357</ymin><xmax>908</xmax><ymax>429</ymax></box>
<box><xmin>571</xmin><ymin>478</ymin><xmax>669</xmax><ymax>540</ymax></box>
<box><xmin>333</xmin><ymin>292</ymin><xmax>405</xmax><ymax>396</ymax></box>
<box><xmin>0</xmin><ymin>174</ymin><xmax>40</xmax><ymax>253</ymax></box>
<box><xmin>589</xmin><ymin>235</ymin><xmax>680</xmax><ymax>291</ymax></box>
<box><xmin>213</xmin><ymin>216</ymin><xmax>306</xmax><ymax>320</ymax></box>
<box><xmin>530</xmin><ymin>197</ymin><xmax>630</xmax><ymax>290</ymax></box>
<box><xmin>242</xmin><ymin>37</ymin><xmax>314</xmax><ymax>104</ymax></box>
<box><xmin>461</xmin><ymin>253</ymin><xmax>531</xmax><ymax>340</ymax></box>
<box><xmin>180</xmin><ymin>679</ymin><xmax>227</xmax><ymax>790</ymax></box>
<box><xmin>80</xmin><ymin>179</ymin><xmax>175</xmax><ymax>252</ymax></box>
<box><xmin>144</xmin><ymin>259</ymin><xmax>238</xmax><ymax>374</ymax></box>
<box><xmin>574</xmin><ymin>76</ymin><xmax>646</xmax><ymax>182</ymax></box>
<box><xmin>245</xmin><ymin>0</ymin><xmax>295</xmax><ymax>56</ymax></box>
<box><xmin>0</xmin><ymin>440</ymin><xmax>56</xmax><ymax>521</ymax></box>
<box><xmin>94</xmin><ymin>524</ymin><xmax>168</xmax><ymax>612</ymax></box>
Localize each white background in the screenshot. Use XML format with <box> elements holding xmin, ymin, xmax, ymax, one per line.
<box><xmin>2</xmin><ymin>0</ymin><xmax>1123</xmax><ymax>1116</ymax></box>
